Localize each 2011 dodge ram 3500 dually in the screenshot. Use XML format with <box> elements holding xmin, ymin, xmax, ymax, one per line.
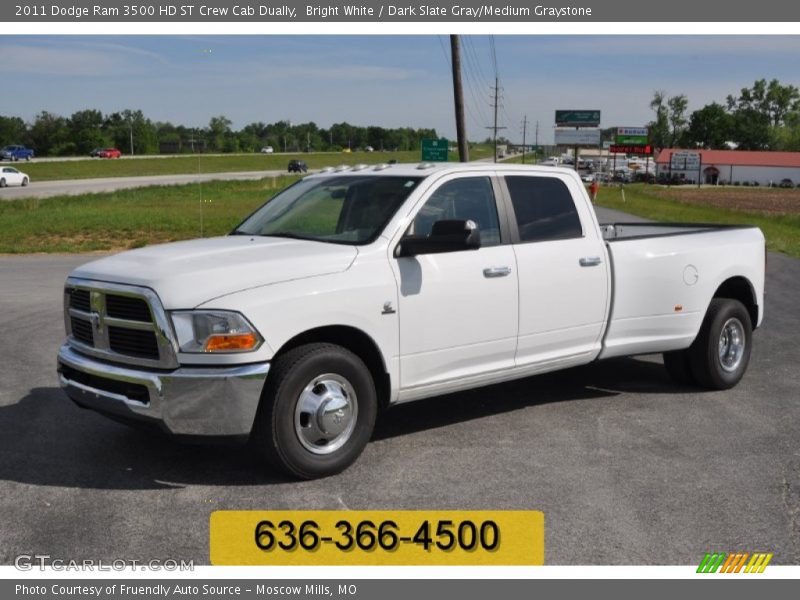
<box><xmin>57</xmin><ymin>164</ymin><xmax>765</xmax><ymax>478</ymax></box>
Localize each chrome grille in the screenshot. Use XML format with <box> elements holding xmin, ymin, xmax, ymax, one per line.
<box><xmin>108</xmin><ymin>326</ymin><xmax>159</xmax><ymax>359</ymax></box>
<box><xmin>70</xmin><ymin>289</ymin><xmax>91</xmax><ymax>312</ymax></box>
<box><xmin>106</xmin><ymin>295</ymin><xmax>151</xmax><ymax>322</ymax></box>
<box><xmin>64</xmin><ymin>278</ymin><xmax>178</xmax><ymax>369</ymax></box>
<box><xmin>70</xmin><ymin>316</ymin><xmax>94</xmax><ymax>346</ymax></box>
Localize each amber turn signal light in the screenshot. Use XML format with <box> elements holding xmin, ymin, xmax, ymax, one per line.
<box><xmin>204</xmin><ymin>333</ymin><xmax>259</xmax><ymax>352</ymax></box>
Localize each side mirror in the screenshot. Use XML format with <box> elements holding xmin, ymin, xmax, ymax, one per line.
<box><xmin>398</xmin><ymin>219</ymin><xmax>481</xmax><ymax>257</ymax></box>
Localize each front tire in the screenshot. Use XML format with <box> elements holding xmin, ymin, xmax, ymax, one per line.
<box><xmin>688</xmin><ymin>298</ymin><xmax>752</xmax><ymax>390</ymax></box>
<box><xmin>21</xmin><ymin>177</ymin><xmax>28</xmax><ymax>187</ymax></box>
<box><xmin>252</xmin><ymin>343</ymin><xmax>377</xmax><ymax>479</ymax></box>
<box><xmin>0</xmin><ymin>178</ymin><xmax>5</xmax><ymax>188</ymax></box>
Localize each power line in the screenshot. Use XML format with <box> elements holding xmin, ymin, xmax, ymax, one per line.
<box><xmin>464</xmin><ymin>37</ymin><xmax>493</xmax><ymax>92</ymax></box>
<box><xmin>459</xmin><ymin>41</ymin><xmax>492</xmax><ymax>127</ymax></box>
<box><xmin>489</xmin><ymin>35</ymin><xmax>498</xmax><ymax>77</ymax></box>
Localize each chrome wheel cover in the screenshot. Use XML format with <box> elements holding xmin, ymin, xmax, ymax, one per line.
<box><xmin>294</xmin><ymin>373</ymin><xmax>358</xmax><ymax>455</ymax></box>
<box><xmin>718</xmin><ymin>317</ymin><xmax>745</xmax><ymax>373</ymax></box>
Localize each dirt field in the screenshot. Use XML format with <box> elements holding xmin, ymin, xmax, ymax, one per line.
<box><xmin>649</xmin><ymin>186</ymin><xmax>800</xmax><ymax>216</ymax></box>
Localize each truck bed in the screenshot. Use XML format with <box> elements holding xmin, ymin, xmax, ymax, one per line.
<box><xmin>597</xmin><ymin>222</ymin><xmax>765</xmax><ymax>359</ymax></box>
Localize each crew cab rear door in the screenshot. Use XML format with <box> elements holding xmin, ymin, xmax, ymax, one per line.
<box><xmin>499</xmin><ymin>172</ymin><xmax>610</xmax><ymax>368</ymax></box>
<box><xmin>391</xmin><ymin>173</ymin><xmax>518</xmax><ymax>392</ymax></box>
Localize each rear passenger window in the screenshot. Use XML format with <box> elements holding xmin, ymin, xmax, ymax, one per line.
<box><xmin>505</xmin><ymin>176</ymin><xmax>582</xmax><ymax>243</ymax></box>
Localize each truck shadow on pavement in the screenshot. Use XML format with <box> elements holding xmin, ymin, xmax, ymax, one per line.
<box><xmin>373</xmin><ymin>355</ymin><xmax>687</xmax><ymax>440</ymax></box>
<box><xmin>0</xmin><ymin>356</ymin><xmax>691</xmax><ymax>490</ymax></box>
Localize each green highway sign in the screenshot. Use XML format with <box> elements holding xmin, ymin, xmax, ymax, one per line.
<box><xmin>615</xmin><ymin>127</ymin><xmax>649</xmax><ymax>145</ymax></box>
<box><xmin>555</xmin><ymin>110</ymin><xmax>601</xmax><ymax>127</ymax></box>
<box><xmin>421</xmin><ymin>138</ymin><xmax>449</xmax><ymax>162</ymax></box>
<box><xmin>615</xmin><ymin>134</ymin><xmax>649</xmax><ymax>145</ymax></box>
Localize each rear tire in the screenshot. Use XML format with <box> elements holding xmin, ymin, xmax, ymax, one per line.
<box><xmin>688</xmin><ymin>298</ymin><xmax>752</xmax><ymax>390</ymax></box>
<box><xmin>663</xmin><ymin>349</ymin><xmax>697</xmax><ymax>386</ymax></box>
<box><xmin>251</xmin><ymin>343</ymin><xmax>377</xmax><ymax>479</ymax></box>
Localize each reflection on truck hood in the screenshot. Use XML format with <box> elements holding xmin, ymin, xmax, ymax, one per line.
<box><xmin>70</xmin><ymin>236</ymin><xmax>358</xmax><ymax>308</ymax></box>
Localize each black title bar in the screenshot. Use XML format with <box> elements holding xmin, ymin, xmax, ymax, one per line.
<box><xmin>3</xmin><ymin>0</ymin><xmax>796</xmax><ymax>22</ymax></box>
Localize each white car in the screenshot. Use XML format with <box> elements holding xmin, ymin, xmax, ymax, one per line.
<box><xmin>0</xmin><ymin>166</ymin><xmax>30</xmax><ymax>187</ymax></box>
<box><xmin>260</xmin><ymin>146</ymin><xmax>274</xmax><ymax>154</ymax></box>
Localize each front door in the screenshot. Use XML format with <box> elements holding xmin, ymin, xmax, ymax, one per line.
<box><xmin>392</xmin><ymin>174</ymin><xmax>519</xmax><ymax>391</ymax></box>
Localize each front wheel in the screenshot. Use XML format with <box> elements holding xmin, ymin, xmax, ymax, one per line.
<box><xmin>251</xmin><ymin>343</ymin><xmax>377</xmax><ymax>479</ymax></box>
<box><xmin>688</xmin><ymin>298</ymin><xmax>753</xmax><ymax>390</ymax></box>
<box><xmin>0</xmin><ymin>178</ymin><xmax>5</xmax><ymax>188</ymax></box>
<box><xmin>21</xmin><ymin>177</ymin><xmax>28</xmax><ymax>187</ymax></box>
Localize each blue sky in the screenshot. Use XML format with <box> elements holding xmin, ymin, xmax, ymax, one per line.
<box><xmin>2</xmin><ymin>35</ymin><xmax>800</xmax><ymax>143</ymax></box>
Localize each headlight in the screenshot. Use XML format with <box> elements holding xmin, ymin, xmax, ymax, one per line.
<box><xmin>170</xmin><ymin>310</ymin><xmax>263</xmax><ymax>353</ymax></box>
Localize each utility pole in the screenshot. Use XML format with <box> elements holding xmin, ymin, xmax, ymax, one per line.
<box><xmin>521</xmin><ymin>115</ymin><xmax>529</xmax><ymax>164</ymax></box>
<box><xmin>487</xmin><ymin>77</ymin><xmax>507</xmax><ymax>163</ymax></box>
<box><xmin>450</xmin><ymin>35</ymin><xmax>469</xmax><ymax>162</ymax></box>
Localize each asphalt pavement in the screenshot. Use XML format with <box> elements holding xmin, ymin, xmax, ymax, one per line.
<box><xmin>0</xmin><ymin>208</ymin><xmax>798</xmax><ymax>565</ymax></box>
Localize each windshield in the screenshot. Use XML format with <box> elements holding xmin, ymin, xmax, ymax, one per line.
<box><xmin>233</xmin><ymin>175</ymin><xmax>423</xmax><ymax>244</ymax></box>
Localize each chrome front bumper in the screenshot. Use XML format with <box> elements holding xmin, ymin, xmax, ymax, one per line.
<box><xmin>57</xmin><ymin>344</ymin><xmax>270</xmax><ymax>437</ymax></box>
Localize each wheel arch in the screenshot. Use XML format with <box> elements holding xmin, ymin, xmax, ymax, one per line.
<box><xmin>271</xmin><ymin>325</ymin><xmax>391</xmax><ymax>410</ymax></box>
<box><xmin>712</xmin><ymin>276</ymin><xmax>759</xmax><ymax>328</ymax></box>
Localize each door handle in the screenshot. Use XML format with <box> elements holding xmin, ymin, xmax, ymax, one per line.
<box><xmin>483</xmin><ymin>266</ymin><xmax>512</xmax><ymax>278</ymax></box>
<box><xmin>579</xmin><ymin>256</ymin><xmax>602</xmax><ymax>267</ymax></box>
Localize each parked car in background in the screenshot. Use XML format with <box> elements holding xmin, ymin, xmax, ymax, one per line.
<box><xmin>287</xmin><ymin>159</ymin><xmax>308</xmax><ymax>173</ymax></box>
<box><xmin>97</xmin><ymin>148</ymin><xmax>122</xmax><ymax>159</ymax></box>
<box><xmin>89</xmin><ymin>148</ymin><xmax>104</xmax><ymax>157</ymax></box>
<box><xmin>0</xmin><ymin>166</ymin><xmax>30</xmax><ymax>187</ymax></box>
<box><xmin>260</xmin><ymin>146</ymin><xmax>274</xmax><ymax>154</ymax></box>
<box><xmin>0</xmin><ymin>145</ymin><xmax>34</xmax><ymax>161</ymax></box>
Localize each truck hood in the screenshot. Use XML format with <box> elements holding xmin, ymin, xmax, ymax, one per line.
<box><xmin>70</xmin><ymin>236</ymin><xmax>358</xmax><ymax>308</ymax></box>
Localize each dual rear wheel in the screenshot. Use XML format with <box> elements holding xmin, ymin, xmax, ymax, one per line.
<box><xmin>663</xmin><ymin>298</ymin><xmax>753</xmax><ymax>390</ymax></box>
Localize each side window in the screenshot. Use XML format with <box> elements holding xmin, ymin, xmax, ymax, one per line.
<box><xmin>505</xmin><ymin>176</ymin><xmax>583</xmax><ymax>243</ymax></box>
<box><xmin>408</xmin><ymin>177</ymin><xmax>501</xmax><ymax>247</ymax></box>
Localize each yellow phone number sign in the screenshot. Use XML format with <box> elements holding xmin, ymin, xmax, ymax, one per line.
<box><xmin>210</xmin><ymin>510</ymin><xmax>544</xmax><ymax>566</ymax></box>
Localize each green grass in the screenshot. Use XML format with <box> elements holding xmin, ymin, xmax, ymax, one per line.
<box><xmin>0</xmin><ymin>176</ymin><xmax>299</xmax><ymax>253</ymax></box>
<box><xmin>20</xmin><ymin>145</ymin><xmax>496</xmax><ymax>182</ymax></box>
<box><xmin>14</xmin><ymin>168</ymin><xmax>798</xmax><ymax>257</ymax></box>
<box><xmin>595</xmin><ymin>184</ymin><xmax>800</xmax><ymax>258</ymax></box>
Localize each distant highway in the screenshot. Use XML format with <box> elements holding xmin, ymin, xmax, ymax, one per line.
<box><xmin>1</xmin><ymin>154</ymin><xmax>526</xmax><ymax>201</ymax></box>
<box><xmin>0</xmin><ymin>170</ymin><xmax>286</xmax><ymax>201</ymax></box>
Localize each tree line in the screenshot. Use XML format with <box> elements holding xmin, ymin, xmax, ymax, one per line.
<box><xmin>0</xmin><ymin>109</ymin><xmax>439</xmax><ymax>156</ymax></box>
<box><xmin>647</xmin><ymin>78</ymin><xmax>800</xmax><ymax>151</ymax></box>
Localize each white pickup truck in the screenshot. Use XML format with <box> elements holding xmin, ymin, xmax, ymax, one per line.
<box><xmin>57</xmin><ymin>163</ymin><xmax>765</xmax><ymax>479</ymax></box>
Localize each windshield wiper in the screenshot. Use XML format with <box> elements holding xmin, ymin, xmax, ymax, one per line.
<box><xmin>260</xmin><ymin>231</ymin><xmax>320</xmax><ymax>242</ymax></box>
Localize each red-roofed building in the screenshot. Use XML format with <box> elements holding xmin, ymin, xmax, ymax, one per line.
<box><xmin>655</xmin><ymin>149</ymin><xmax>800</xmax><ymax>186</ymax></box>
